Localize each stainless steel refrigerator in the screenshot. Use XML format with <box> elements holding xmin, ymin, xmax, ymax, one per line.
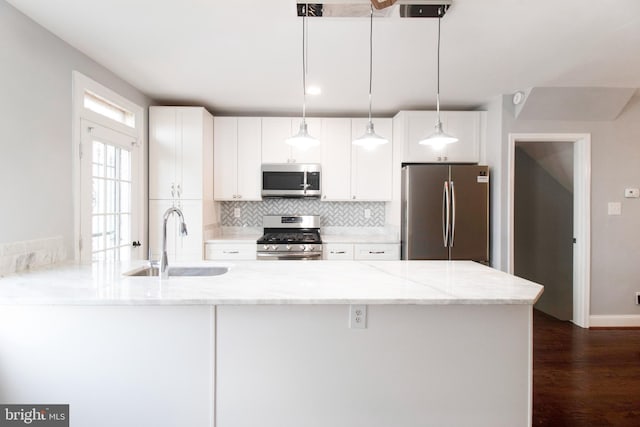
<box><xmin>401</xmin><ymin>164</ymin><xmax>489</xmax><ymax>262</ymax></box>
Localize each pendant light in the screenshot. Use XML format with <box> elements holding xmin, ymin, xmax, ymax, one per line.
<box><xmin>352</xmin><ymin>4</ymin><xmax>388</xmax><ymax>148</ymax></box>
<box><xmin>286</xmin><ymin>5</ymin><xmax>319</xmax><ymax>149</ymax></box>
<box><xmin>419</xmin><ymin>15</ymin><xmax>458</xmax><ymax>149</ymax></box>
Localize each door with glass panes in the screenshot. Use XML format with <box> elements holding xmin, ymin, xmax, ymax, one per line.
<box><xmin>80</xmin><ymin>119</ymin><xmax>142</xmax><ymax>262</ymax></box>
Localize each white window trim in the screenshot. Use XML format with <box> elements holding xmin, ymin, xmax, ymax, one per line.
<box><xmin>72</xmin><ymin>71</ymin><xmax>146</xmax><ymax>262</ymax></box>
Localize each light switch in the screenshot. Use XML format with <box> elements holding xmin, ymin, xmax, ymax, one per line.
<box><xmin>624</xmin><ymin>188</ymin><xmax>640</xmax><ymax>198</ymax></box>
<box><xmin>364</xmin><ymin>209</ymin><xmax>371</xmax><ymax>219</ymax></box>
<box><xmin>234</xmin><ymin>208</ymin><xmax>241</xmax><ymax>218</ymax></box>
<box><xmin>608</xmin><ymin>202</ymin><xmax>622</xmax><ymax>216</ymax></box>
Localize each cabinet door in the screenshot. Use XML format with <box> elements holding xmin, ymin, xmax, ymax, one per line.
<box><xmin>404</xmin><ymin>111</ymin><xmax>443</xmax><ymax>163</ymax></box>
<box><xmin>441</xmin><ymin>111</ymin><xmax>480</xmax><ymax>163</ymax></box>
<box><xmin>236</xmin><ymin>117</ymin><xmax>263</xmax><ymax>200</ymax></box>
<box><xmin>174</xmin><ymin>199</ymin><xmax>203</xmax><ymax>262</ymax></box>
<box><xmin>290</xmin><ymin>118</ymin><xmax>322</xmax><ymax>163</ymax></box>
<box><xmin>321</xmin><ymin>118</ymin><xmax>352</xmax><ymax>201</ymax></box>
<box><xmin>261</xmin><ymin>117</ymin><xmax>293</xmax><ymax>163</ymax></box>
<box><xmin>213</xmin><ymin>117</ymin><xmax>239</xmax><ymax>201</ymax></box>
<box><xmin>354</xmin><ymin>243</ymin><xmax>400</xmax><ymax>260</ymax></box>
<box><xmin>323</xmin><ymin>243</ymin><xmax>354</xmax><ymax>260</ymax></box>
<box><xmin>178</xmin><ymin>108</ymin><xmax>204</xmax><ymax>199</ymax></box>
<box><xmin>351</xmin><ymin>118</ymin><xmax>393</xmax><ymax>201</ymax></box>
<box><xmin>148</xmin><ymin>199</ymin><xmax>176</xmax><ymax>260</ymax></box>
<box><xmin>205</xmin><ymin>243</ymin><xmax>257</xmax><ymax>260</ymax></box>
<box><xmin>149</xmin><ymin>107</ymin><xmax>177</xmax><ymax>199</ymax></box>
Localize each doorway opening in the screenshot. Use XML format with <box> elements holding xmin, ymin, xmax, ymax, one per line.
<box><xmin>514</xmin><ymin>141</ymin><xmax>574</xmax><ymax>320</ymax></box>
<box><xmin>508</xmin><ymin>133</ymin><xmax>591</xmax><ymax>328</ymax></box>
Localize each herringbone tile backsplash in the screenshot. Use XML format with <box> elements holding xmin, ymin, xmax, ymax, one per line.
<box><xmin>220</xmin><ymin>200</ymin><xmax>385</xmax><ymax>227</ymax></box>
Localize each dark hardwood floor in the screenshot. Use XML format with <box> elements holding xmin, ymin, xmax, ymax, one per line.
<box><xmin>533</xmin><ymin>310</ymin><xmax>640</xmax><ymax>426</ymax></box>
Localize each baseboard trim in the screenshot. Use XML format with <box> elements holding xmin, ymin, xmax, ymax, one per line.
<box><xmin>589</xmin><ymin>315</ymin><xmax>640</xmax><ymax>328</ymax></box>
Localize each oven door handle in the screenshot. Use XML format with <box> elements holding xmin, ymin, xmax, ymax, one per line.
<box><xmin>257</xmin><ymin>252</ymin><xmax>322</xmax><ymax>260</ymax></box>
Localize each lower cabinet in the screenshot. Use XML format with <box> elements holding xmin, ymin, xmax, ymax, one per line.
<box><xmin>205</xmin><ymin>242</ymin><xmax>256</xmax><ymax>260</ymax></box>
<box><xmin>354</xmin><ymin>243</ymin><xmax>400</xmax><ymax>260</ymax></box>
<box><xmin>149</xmin><ymin>199</ymin><xmax>204</xmax><ymax>262</ymax></box>
<box><xmin>323</xmin><ymin>243</ymin><xmax>400</xmax><ymax>260</ymax></box>
<box><xmin>323</xmin><ymin>244</ymin><xmax>355</xmax><ymax>260</ymax></box>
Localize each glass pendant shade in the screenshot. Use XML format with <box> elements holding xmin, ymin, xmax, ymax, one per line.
<box><xmin>418</xmin><ymin>120</ymin><xmax>458</xmax><ymax>150</ymax></box>
<box><xmin>353</xmin><ymin>121</ymin><xmax>388</xmax><ymax>148</ymax></box>
<box><xmin>286</xmin><ymin>120</ymin><xmax>319</xmax><ymax>150</ymax></box>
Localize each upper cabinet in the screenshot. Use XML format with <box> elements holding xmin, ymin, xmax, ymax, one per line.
<box><xmin>213</xmin><ymin>117</ymin><xmax>262</xmax><ymax>201</ymax></box>
<box><xmin>351</xmin><ymin>118</ymin><xmax>393</xmax><ymax>201</ymax></box>
<box><xmin>261</xmin><ymin>117</ymin><xmax>322</xmax><ymax>164</ymax></box>
<box><xmin>149</xmin><ymin>106</ymin><xmax>213</xmax><ymax>200</ymax></box>
<box><xmin>320</xmin><ymin>118</ymin><xmax>352</xmax><ymax>201</ymax></box>
<box><xmin>397</xmin><ymin>111</ymin><xmax>484</xmax><ymax>164</ymax></box>
<box><xmin>321</xmin><ymin>118</ymin><xmax>393</xmax><ymax>202</ymax></box>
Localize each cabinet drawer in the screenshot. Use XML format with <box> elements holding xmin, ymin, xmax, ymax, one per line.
<box><xmin>205</xmin><ymin>243</ymin><xmax>256</xmax><ymax>260</ymax></box>
<box><xmin>323</xmin><ymin>244</ymin><xmax>354</xmax><ymax>260</ymax></box>
<box><xmin>354</xmin><ymin>244</ymin><xmax>400</xmax><ymax>260</ymax></box>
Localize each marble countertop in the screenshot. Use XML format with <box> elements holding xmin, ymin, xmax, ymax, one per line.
<box><xmin>0</xmin><ymin>260</ymin><xmax>543</xmax><ymax>306</ymax></box>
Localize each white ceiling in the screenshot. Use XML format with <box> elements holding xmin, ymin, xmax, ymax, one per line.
<box><xmin>7</xmin><ymin>0</ymin><xmax>640</xmax><ymax>116</ymax></box>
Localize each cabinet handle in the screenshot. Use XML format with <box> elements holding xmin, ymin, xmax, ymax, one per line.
<box><xmin>238</xmin><ymin>194</ymin><xmax>242</xmax><ymax>199</ymax></box>
<box><xmin>171</xmin><ymin>183</ymin><xmax>175</xmax><ymax>198</ymax></box>
<box><xmin>323</xmin><ymin>195</ymin><xmax>327</xmax><ymax>199</ymax></box>
<box><xmin>176</xmin><ymin>184</ymin><xmax>182</xmax><ymax>198</ymax></box>
<box><xmin>223</xmin><ymin>250</ymin><xmax>239</xmax><ymax>254</ymax></box>
<box><xmin>352</xmin><ymin>195</ymin><xmax>356</xmax><ymax>200</ymax></box>
<box><xmin>331</xmin><ymin>251</ymin><xmax>347</xmax><ymax>254</ymax></box>
<box><xmin>369</xmin><ymin>251</ymin><xmax>385</xmax><ymax>254</ymax></box>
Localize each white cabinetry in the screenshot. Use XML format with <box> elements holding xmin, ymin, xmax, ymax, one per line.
<box><xmin>323</xmin><ymin>243</ymin><xmax>400</xmax><ymax>260</ymax></box>
<box><xmin>351</xmin><ymin>118</ymin><xmax>393</xmax><ymax>201</ymax></box>
<box><xmin>205</xmin><ymin>242</ymin><xmax>256</xmax><ymax>260</ymax></box>
<box><xmin>214</xmin><ymin>117</ymin><xmax>262</xmax><ymax>201</ymax></box>
<box><xmin>321</xmin><ymin>118</ymin><xmax>393</xmax><ymax>202</ymax></box>
<box><xmin>261</xmin><ymin>117</ymin><xmax>322</xmax><ymax>164</ymax></box>
<box><xmin>323</xmin><ymin>243</ymin><xmax>354</xmax><ymax>260</ymax></box>
<box><xmin>354</xmin><ymin>243</ymin><xmax>400</xmax><ymax>260</ymax></box>
<box><xmin>320</xmin><ymin>118</ymin><xmax>352</xmax><ymax>201</ymax></box>
<box><xmin>398</xmin><ymin>111</ymin><xmax>482</xmax><ymax>163</ymax></box>
<box><xmin>149</xmin><ymin>106</ymin><xmax>214</xmax><ymax>261</ymax></box>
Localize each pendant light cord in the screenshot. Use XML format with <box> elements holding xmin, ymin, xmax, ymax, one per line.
<box><xmin>302</xmin><ymin>8</ymin><xmax>308</xmax><ymax>122</ymax></box>
<box><xmin>368</xmin><ymin>5</ymin><xmax>374</xmax><ymax>124</ymax></box>
<box><xmin>435</xmin><ymin>16</ymin><xmax>441</xmax><ymax>123</ymax></box>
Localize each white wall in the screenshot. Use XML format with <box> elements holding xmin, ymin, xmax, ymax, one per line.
<box><xmin>0</xmin><ymin>0</ymin><xmax>152</xmax><ymax>257</ymax></box>
<box><xmin>486</xmin><ymin>93</ymin><xmax>640</xmax><ymax>317</ymax></box>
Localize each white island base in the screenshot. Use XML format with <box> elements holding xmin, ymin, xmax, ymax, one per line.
<box><xmin>0</xmin><ymin>303</ymin><xmax>532</xmax><ymax>427</ymax></box>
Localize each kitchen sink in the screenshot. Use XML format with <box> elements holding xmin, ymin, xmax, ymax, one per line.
<box><xmin>124</xmin><ymin>265</ymin><xmax>229</xmax><ymax>277</ymax></box>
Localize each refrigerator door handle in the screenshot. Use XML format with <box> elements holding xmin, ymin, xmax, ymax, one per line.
<box><xmin>450</xmin><ymin>180</ymin><xmax>456</xmax><ymax>247</ymax></box>
<box><xmin>443</xmin><ymin>181</ymin><xmax>450</xmax><ymax>247</ymax></box>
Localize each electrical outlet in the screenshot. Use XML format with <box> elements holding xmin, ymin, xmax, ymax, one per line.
<box><xmin>364</xmin><ymin>208</ymin><xmax>371</xmax><ymax>219</ymax></box>
<box><xmin>349</xmin><ymin>304</ymin><xmax>367</xmax><ymax>329</ymax></box>
<box><xmin>636</xmin><ymin>292</ymin><xmax>640</xmax><ymax>305</ymax></box>
<box><xmin>234</xmin><ymin>208</ymin><xmax>241</xmax><ymax>218</ymax></box>
<box><xmin>625</xmin><ymin>188</ymin><xmax>640</xmax><ymax>198</ymax></box>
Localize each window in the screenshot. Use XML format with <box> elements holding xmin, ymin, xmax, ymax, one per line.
<box><xmin>84</xmin><ymin>90</ymin><xmax>136</xmax><ymax>128</ymax></box>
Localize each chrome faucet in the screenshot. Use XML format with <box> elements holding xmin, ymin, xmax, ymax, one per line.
<box><xmin>160</xmin><ymin>207</ymin><xmax>188</xmax><ymax>279</ymax></box>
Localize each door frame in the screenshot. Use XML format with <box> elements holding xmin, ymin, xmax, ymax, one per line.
<box><xmin>507</xmin><ymin>133</ymin><xmax>591</xmax><ymax>328</ymax></box>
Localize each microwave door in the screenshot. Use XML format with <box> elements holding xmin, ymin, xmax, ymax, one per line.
<box><xmin>262</xmin><ymin>171</ymin><xmax>305</xmax><ymax>197</ymax></box>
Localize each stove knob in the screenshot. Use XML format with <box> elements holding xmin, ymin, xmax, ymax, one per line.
<box><xmin>271</xmin><ymin>245</ymin><xmax>278</xmax><ymax>251</ymax></box>
<box><xmin>299</xmin><ymin>245</ymin><xmax>306</xmax><ymax>251</ymax></box>
<box><xmin>286</xmin><ymin>245</ymin><xmax>291</xmax><ymax>251</ymax></box>
<box><xmin>262</xmin><ymin>245</ymin><xmax>269</xmax><ymax>250</ymax></box>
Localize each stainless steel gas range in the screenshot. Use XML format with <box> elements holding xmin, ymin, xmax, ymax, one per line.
<box><xmin>256</xmin><ymin>215</ymin><xmax>322</xmax><ymax>260</ymax></box>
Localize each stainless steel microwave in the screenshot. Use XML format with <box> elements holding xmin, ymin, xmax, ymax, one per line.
<box><xmin>261</xmin><ymin>163</ymin><xmax>321</xmax><ymax>198</ymax></box>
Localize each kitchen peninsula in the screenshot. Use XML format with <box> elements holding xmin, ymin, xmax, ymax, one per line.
<box><xmin>0</xmin><ymin>260</ymin><xmax>542</xmax><ymax>427</ymax></box>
